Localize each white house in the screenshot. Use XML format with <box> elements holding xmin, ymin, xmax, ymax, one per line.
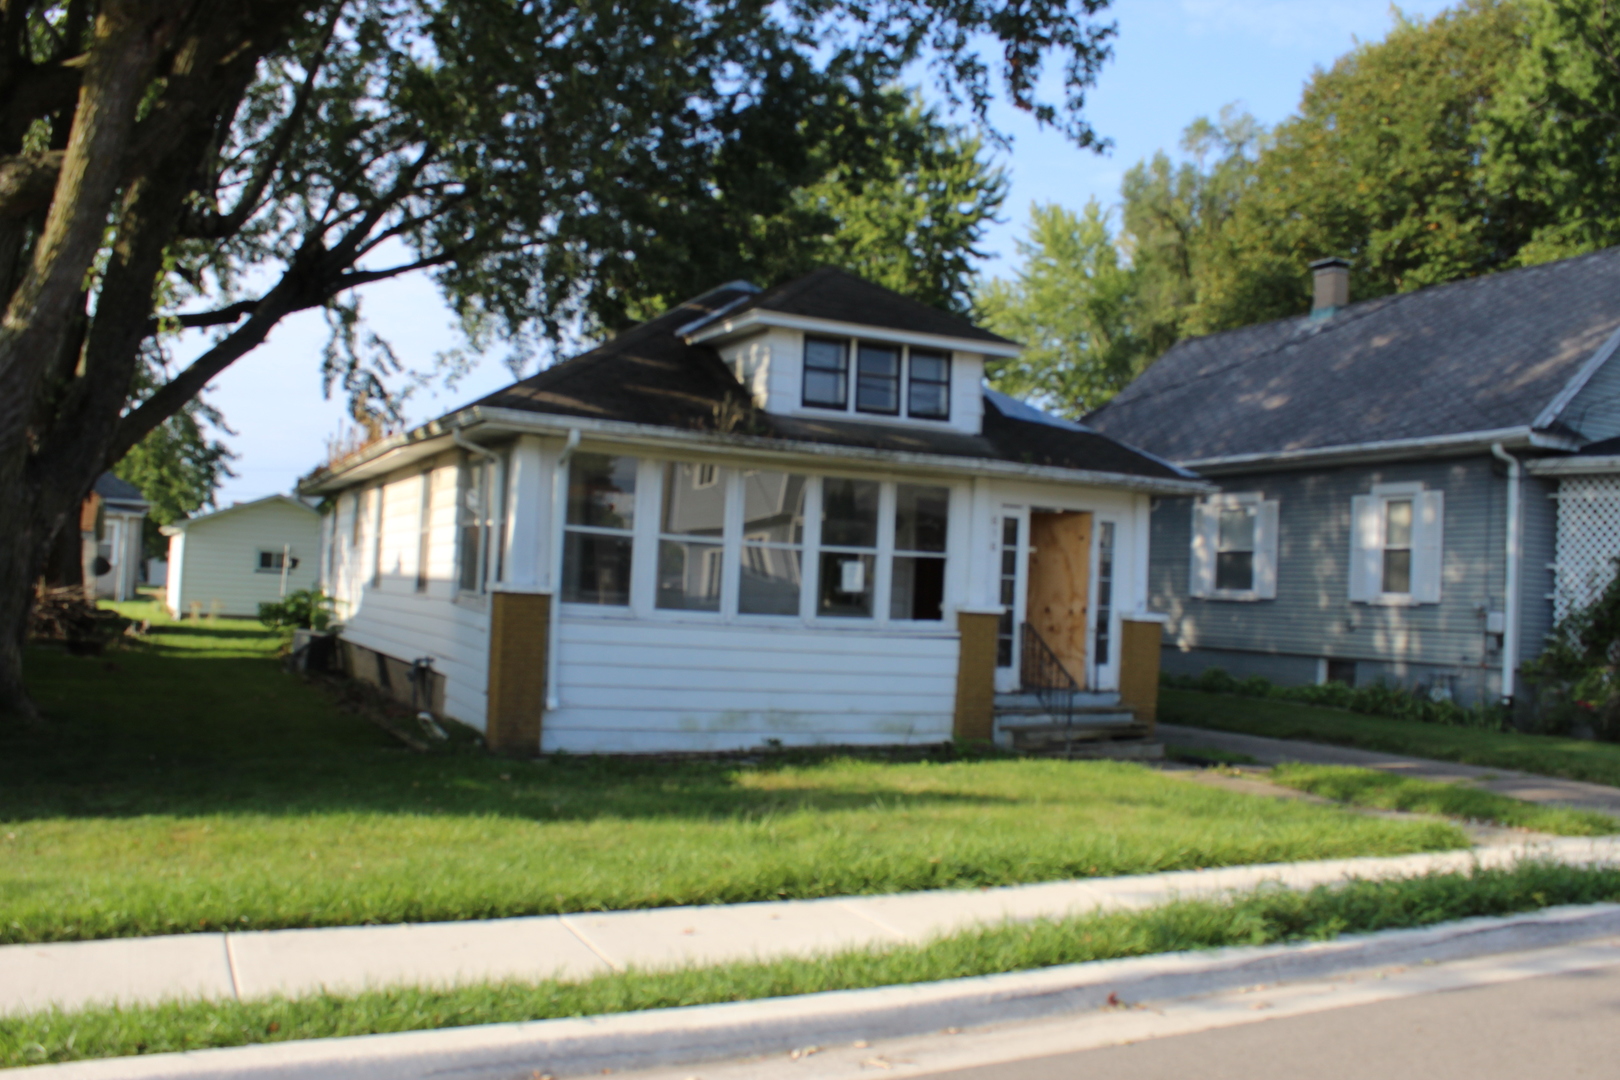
<box><xmin>299</xmin><ymin>269</ymin><xmax>1209</xmax><ymax>754</ymax></box>
<box><xmin>84</xmin><ymin>473</ymin><xmax>151</xmax><ymax>602</ymax></box>
<box><xmin>162</xmin><ymin>495</ymin><xmax>321</xmax><ymax>618</ymax></box>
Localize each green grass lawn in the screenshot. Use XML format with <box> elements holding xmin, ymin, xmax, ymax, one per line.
<box><xmin>1268</xmin><ymin>765</ymin><xmax>1619</xmax><ymax>836</ymax></box>
<box><xmin>1163</xmin><ymin>688</ymin><xmax>1620</xmax><ymax>789</ymax></box>
<box><xmin>0</xmin><ymin>602</ymin><xmax>1466</xmax><ymax>944</ymax></box>
<box><xmin>7</xmin><ymin>861</ymin><xmax>1618</xmax><ymax>1068</ymax></box>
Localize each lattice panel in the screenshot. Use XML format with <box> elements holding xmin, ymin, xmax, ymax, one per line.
<box><xmin>1554</xmin><ymin>475</ymin><xmax>1620</xmax><ymax>622</ymax></box>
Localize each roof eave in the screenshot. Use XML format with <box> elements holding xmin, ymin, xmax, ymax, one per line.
<box><xmin>1177</xmin><ymin>426</ymin><xmax>1576</xmax><ymax>475</ymax></box>
<box><xmin>310</xmin><ymin>406</ymin><xmax>1211</xmax><ymax>496</ymax></box>
<box><xmin>1527</xmin><ymin>455</ymin><xmax>1620</xmax><ymax>476</ymax></box>
<box><xmin>684</xmin><ymin>308</ymin><xmax>1023</xmax><ymax>358</ymax></box>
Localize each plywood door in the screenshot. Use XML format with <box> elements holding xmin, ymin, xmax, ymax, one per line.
<box><xmin>1026</xmin><ymin>511</ymin><xmax>1092</xmax><ymax>688</ymax></box>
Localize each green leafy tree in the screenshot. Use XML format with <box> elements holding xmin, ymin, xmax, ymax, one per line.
<box><xmin>1120</xmin><ymin>107</ymin><xmax>1261</xmax><ymax>347</ymax></box>
<box><xmin>1481</xmin><ymin>0</ymin><xmax>1620</xmax><ymax>264</ymax></box>
<box><xmin>622</xmin><ymin>94</ymin><xmax>1007</xmax><ymax>323</ymax></box>
<box><xmin>1198</xmin><ymin>0</ymin><xmax>1535</xmax><ymax>330</ymax></box>
<box><xmin>113</xmin><ymin>400</ymin><xmax>235</xmax><ymax>558</ymax></box>
<box><xmin>985</xmin><ymin>0</ymin><xmax>1540</xmax><ymax>419</ymax></box>
<box><xmin>0</xmin><ymin>0</ymin><xmax>1118</xmax><ymax>724</ymax></box>
<box><xmin>976</xmin><ymin>200</ymin><xmax>1140</xmax><ymax>415</ymax></box>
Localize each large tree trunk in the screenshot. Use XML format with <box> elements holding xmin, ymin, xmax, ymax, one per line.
<box><xmin>0</xmin><ymin>0</ymin><xmax>289</xmax><ymax>727</ymax></box>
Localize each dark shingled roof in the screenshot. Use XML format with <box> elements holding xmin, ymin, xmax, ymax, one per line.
<box><xmin>93</xmin><ymin>472</ymin><xmax>149</xmax><ymax>507</ymax></box>
<box><xmin>726</xmin><ymin>266</ymin><xmax>1016</xmax><ymax>346</ymax></box>
<box><xmin>1085</xmin><ymin>247</ymin><xmax>1620</xmax><ymax>463</ymax></box>
<box><xmin>469</xmin><ymin>272</ymin><xmax>1187</xmax><ymax>484</ymax></box>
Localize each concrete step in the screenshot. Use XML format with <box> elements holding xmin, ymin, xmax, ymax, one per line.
<box><xmin>994</xmin><ymin>691</ymin><xmax>1120</xmax><ymax>710</ymax></box>
<box><xmin>995</xmin><ymin>703</ymin><xmax>1137</xmax><ymax>719</ymax></box>
<box><xmin>999</xmin><ymin>711</ymin><xmax>1140</xmax><ymax>730</ymax></box>
<box><xmin>1023</xmin><ymin>740</ymin><xmax>1165</xmax><ymax>761</ymax></box>
<box><xmin>1007</xmin><ymin>721</ymin><xmax>1154</xmax><ymax>753</ymax></box>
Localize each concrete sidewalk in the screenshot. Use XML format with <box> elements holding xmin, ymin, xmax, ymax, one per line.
<box><xmin>1157</xmin><ymin>723</ymin><xmax>1620</xmax><ymax>817</ymax></box>
<box><xmin>6</xmin><ymin>837</ymin><xmax>1620</xmax><ymax>1018</ymax></box>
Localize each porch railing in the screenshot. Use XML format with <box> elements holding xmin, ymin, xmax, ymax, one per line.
<box><xmin>1020</xmin><ymin>622</ymin><xmax>1082</xmax><ymax>755</ymax></box>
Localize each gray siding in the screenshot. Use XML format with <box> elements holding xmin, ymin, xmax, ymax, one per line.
<box><xmin>1519</xmin><ymin>472</ymin><xmax>1557</xmax><ymax>664</ymax></box>
<box><xmin>1151</xmin><ymin>455</ymin><xmax>1514</xmax><ymax>702</ymax></box>
<box><xmin>1560</xmin><ymin>340</ymin><xmax>1620</xmax><ymax>441</ymax></box>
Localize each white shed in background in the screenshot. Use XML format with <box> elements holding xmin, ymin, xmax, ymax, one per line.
<box><xmin>162</xmin><ymin>495</ymin><xmax>321</xmax><ymax>618</ymax></box>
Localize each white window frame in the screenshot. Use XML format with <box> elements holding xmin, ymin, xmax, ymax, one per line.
<box><xmin>1349</xmin><ymin>482</ymin><xmax>1444</xmax><ymax>606</ymax></box>
<box><xmin>455</xmin><ymin>451</ymin><xmax>505</xmax><ymax>600</ymax></box>
<box><xmin>799</xmin><ymin>335</ymin><xmax>956</xmax><ymax>424</ymax></box>
<box><xmin>1189</xmin><ymin>491</ymin><xmax>1278</xmax><ymax>601</ymax></box>
<box><xmin>569</xmin><ymin>460</ymin><xmax>957</xmax><ymax>630</ymax></box>
<box><xmin>557</xmin><ymin>453</ymin><xmax>642</xmax><ymax>613</ymax></box>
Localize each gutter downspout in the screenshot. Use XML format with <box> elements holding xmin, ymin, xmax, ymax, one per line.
<box><xmin>1491</xmin><ymin>443</ymin><xmax>1521</xmax><ymax>702</ymax></box>
<box><xmin>546</xmin><ymin>429</ymin><xmax>581</xmax><ymax>710</ymax></box>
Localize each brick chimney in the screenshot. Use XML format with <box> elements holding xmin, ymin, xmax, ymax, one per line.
<box><xmin>1310</xmin><ymin>257</ymin><xmax>1350</xmax><ymax>315</ymax></box>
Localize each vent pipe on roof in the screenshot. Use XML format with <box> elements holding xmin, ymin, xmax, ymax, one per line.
<box><xmin>1310</xmin><ymin>257</ymin><xmax>1351</xmax><ymax>316</ymax></box>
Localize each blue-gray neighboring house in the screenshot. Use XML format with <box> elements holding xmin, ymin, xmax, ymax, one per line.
<box><xmin>1085</xmin><ymin>248</ymin><xmax>1620</xmax><ymax>706</ymax></box>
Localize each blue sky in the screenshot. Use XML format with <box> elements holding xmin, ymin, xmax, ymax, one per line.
<box><xmin>205</xmin><ymin>0</ymin><xmax>1456</xmax><ymax>505</ymax></box>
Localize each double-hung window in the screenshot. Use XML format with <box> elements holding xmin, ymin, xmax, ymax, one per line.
<box><xmin>739</xmin><ymin>470</ymin><xmax>807</xmax><ymax>615</ymax></box>
<box><xmin>818</xmin><ymin>478</ymin><xmax>880</xmax><ymax>617</ymax></box>
<box><xmin>890</xmin><ymin>484</ymin><xmax>948</xmax><ymax>620</ymax></box>
<box><xmin>1215</xmin><ymin>505</ymin><xmax>1256</xmax><ymax>592</ymax></box>
<box><xmin>1190</xmin><ymin>493</ymin><xmax>1278</xmax><ymax>600</ymax></box>
<box><xmin>1381</xmin><ymin>498</ymin><xmax>1413</xmax><ymax>594</ymax></box>
<box><xmin>563</xmin><ymin>453</ymin><xmax>637</xmax><ymax>605</ymax></box>
<box><xmin>803</xmin><ymin>338</ymin><xmax>849</xmax><ymax>408</ymax></box>
<box><xmin>907</xmin><ymin>349</ymin><xmax>951</xmax><ymax>419</ymax></box>
<box><xmin>1350</xmin><ymin>485</ymin><xmax>1442</xmax><ymax>604</ymax></box>
<box><xmin>657</xmin><ymin>462</ymin><xmax>727</xmax><ymax>611</ymax></box>
<box><xmin>856</xmin><ymin>343</ymin><xmax>901</xmax><ymax>415</ymax></box>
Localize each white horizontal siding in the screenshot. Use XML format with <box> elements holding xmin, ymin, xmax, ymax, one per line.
<box><xmin>544</xmin><ymin>617</ymin><xmax>958</xmax><ymax>753</ymax></box>
<box><xmin>338</xmin><ymin>451</ymin><xmax>492</xmax><ymax>729</ymax></box>
<box><xmin>173</xmin><ymin>501</ymin><xmax>320</xmax><ymax>617</ymax></box>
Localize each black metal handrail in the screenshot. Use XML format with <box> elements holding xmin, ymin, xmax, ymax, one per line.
<box><xmin>1020</xmin><ymin>622</ymin><xmax>1082</xmax><ymax>756</ymax></box>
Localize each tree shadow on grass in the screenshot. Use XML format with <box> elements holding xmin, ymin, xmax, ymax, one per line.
<box><xmin>6</xmin><ymin>645</ymin><xmax>1021</xmax><ymax>827</ymax></box>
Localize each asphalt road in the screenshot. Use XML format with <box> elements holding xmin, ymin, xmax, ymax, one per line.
<box><xmin>926</xmin><ymin>963</ymin><xmax>1620</xmax><ymax>1080</ymax></box>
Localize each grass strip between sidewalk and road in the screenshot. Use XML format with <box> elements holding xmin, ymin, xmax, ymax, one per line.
<box><xmin>6</xmin><ymin>861</ymin><xmax>1620</xmax><ymax>1069</ymax></box>
<box><xmin>1267</xmin><ymin>764</ymin><xmax>1620</xmax><ymax>836</ymax></box>
<box><xmin>1163</xmin><ymin>689</ymin><xmax>1620</xmax><ymax>790</ymax></box>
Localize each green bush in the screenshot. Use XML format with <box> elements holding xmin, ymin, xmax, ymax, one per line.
<box><xmin>1163</xmin><ymin>667</ymin><xmax>1505</xmax><ymax>730</ymax></box>
<box><xmin>1524</xmin><ymin>557</ymin><xmax>1620</xmax><ymax>740</ymax></box>
<box><xmin>257</xmin><ymin>589</ymin><xmax>335</xmax><ymax>633</ymax></box>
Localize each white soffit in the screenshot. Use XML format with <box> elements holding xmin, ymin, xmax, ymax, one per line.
<box><xmin>684</xmin><ymin>308</ymin><xmax>1022</xmax><ymax>358</ymax></box>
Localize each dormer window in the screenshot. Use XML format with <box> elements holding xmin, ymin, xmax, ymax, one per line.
<box><xmin>803</xmin><ymin>338</ymin><xmax>849</xmax><ymax>407</ymax></box>
<box><xmin>803</xmin><ymin>336</ymin><xmax>953</xmax><ymax>421</ymax></box>
<box><xmin>856</xmin><ymin>343</ymin><xmax>901</xmax><ymax>415</ymax></box>
<box><xmin>908</xmin><ymin>349</ymin><xmax>950</xmax><ymax>419</ymax></box>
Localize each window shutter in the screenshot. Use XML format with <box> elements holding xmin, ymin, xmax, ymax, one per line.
<box><xmin>1348</xmin><ymin>495</ymin><xmax>1379</xmax><ymax>602</ymax></box>
<box><xmin>1254</xmin><ymin>500</ymin><xmax>1280</xmax><ymax>599</ymax></box>
<box><xmin>1188</xmin><ymin>501</ymin><xmax>1217</xmax><ymax>598</ymax></box>
<box><xmin>1413</xmin><ymin>490</ymin><xmax>1445</xmax><ymax>604</ymax></box>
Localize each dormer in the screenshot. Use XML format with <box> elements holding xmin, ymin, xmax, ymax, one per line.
<box><xmin>680</xmin><ymin>269</ymin><xmax>1020</xmax><ymax>437</ymax></box>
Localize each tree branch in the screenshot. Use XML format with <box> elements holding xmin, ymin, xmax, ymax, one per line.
<box><xmin>144</xmin><ymin>298</ymin><xmax>261</xmax><ymax>335</ymax></box>
<box><xmin>185</xmin><ymin>2</ymin><xmax>346</xmax><ymax>240</ymax></box>
<box><xmin>0</xmin><ymin>151</ymin><xmax>65</xmax><ymax>219</ymax></box>
<box><xmin>113</xmin><ymin>248</ymin><xmax>452</xmax><ymax>459</ymax></box>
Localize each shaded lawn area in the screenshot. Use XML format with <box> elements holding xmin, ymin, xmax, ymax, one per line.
<box><xmin>1</xmin><ymin>602</ymin><xmax>1465</xmax><ymax>944</ymax></box>
<box><xmin>1162</xmin><ymin>688</ymin><xmax>1620</xmax><ymax>789</ymax></box>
